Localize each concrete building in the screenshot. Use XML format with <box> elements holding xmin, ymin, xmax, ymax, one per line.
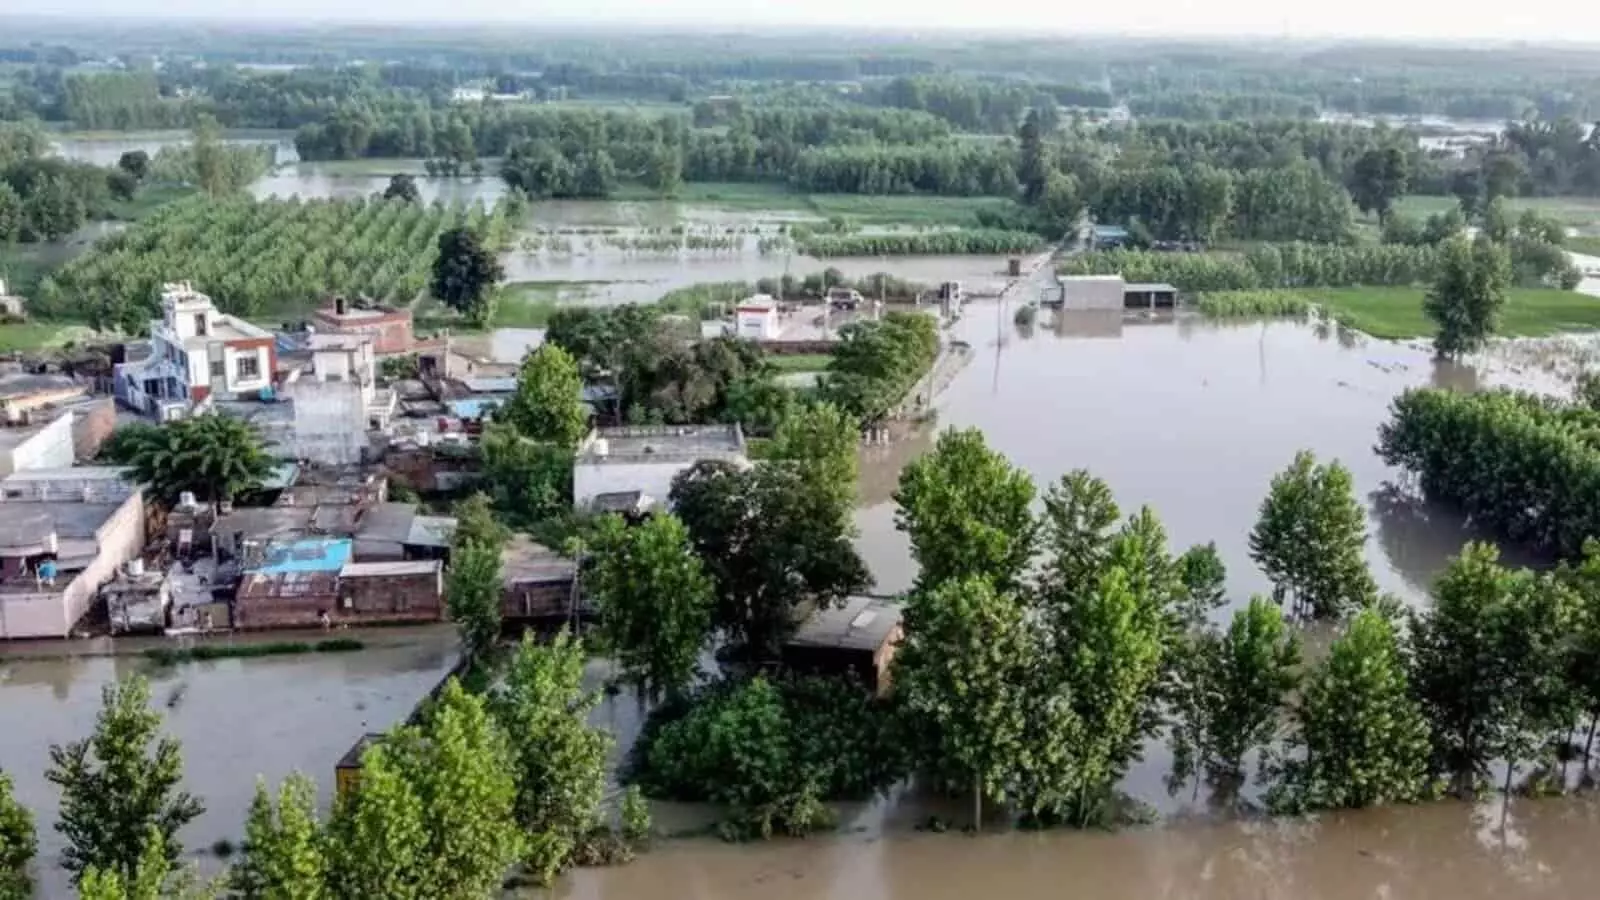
<box><xmin>0</xmin><ymin>278</ymin><xmax>25</xmax><ymax>319</ymax></box>
<box><xmin>1055</xmin><ymin>275</ymin><xmax>1179</xmax><ymax>311</ymax></box>
<box><xmin>310</xmin><ymin>296</ymin><xmax>416</xmax><ymax>355</ymax></box>
<box><xmin>280</xmin><ymin>334</ymin><xmax>396</xmax><ymax>466</ymax></box>
<box><xmin>337</xmin><ymin>560</ymin><xmax>444</xmax><ymax>625</ymax></box>
<box><xmin>735</xmin><ymin>295</ymin><xmax>782</xmax><ymax>340</ymax></box>
<box><xmin>572</xmin><ymin>424</ymin><xmax>749</xmax><ymax>510</ymax></box>
<box><xmin>500</xmin><ymin>534</ymin><xmax>581</xmax><ymax>624</ymax></box>
<box><xmin>782</xmin><ymin>595</ymin><xmax>905</xmax><ymax>696</ymax></box>
<box><xmin>115</xmin><ymin>282</ymin><xmax>277</xmax><ymax>419</ymax></box>
<box><xmin>0</xmin><ymin>468</ymin><xmax>146</xmax><ymax>639</ymax></box>
<box><xmin>0</xmin><ymin>412</ymin><xmax>75</xmax><ymax>479</ymax></box>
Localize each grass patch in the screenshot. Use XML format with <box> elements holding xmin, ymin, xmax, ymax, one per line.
<box><xmin>1567</xmin><ymin>236</ymin><xmax>1600</xmax><ymax>257</ymax></box>
<box><xmin>0</xmin><ymin>323</ymin><xmax>78</xmax><ymax>350</ymax></box>
<box><xmin>142</xmin><ymin>637</ymin><xmax>365</xmax><ymax>666</ymax></box>
<box><xmin>1314</xmin><ymin>286</ymin><xmax>1600</xmax><ymax>339</ymax></box>
<box><xmin>767</xmin><ymin>353</ymin><xmax>834</xmax><ymax>373</ymax></box>
<box><xmin>105</xmin><ymin>183</ymin><xmax>197</xmax><ymax>221</ymax></box>
<box><xmin>1387</xmin><ymin>195</ymin><xmax>1600</xmax><ymax>229</ymax></box>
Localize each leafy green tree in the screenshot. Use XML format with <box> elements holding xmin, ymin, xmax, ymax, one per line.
<box><xmin>112</xmin><ymin>415</ymin><xmax>275</xmax><ymax>505</ymax></box>
<box><xmin>894</xmin><ymin>428</ymin><xmax>1037</xmax><ymax>594</ymax></box>
<box><xmin>587</xmin><ymin>513</ymin><xmax>714</xmax><ymax>700</ymax></box>
<box><xmin>381</xmin><ymin>174</ymin><xmax>420</xmax><ymax>203</ymax></box>
<box><xmin>1036</xmin><ymin>469</ymin><xmax>1121</xmax><ymax>606</ymax></box>
<box><xmin>500</xmin><ymin>344</ymin><xmax>588</xmax><ymax>448</ymax></box>
<box><xmin>326</xmin><ymin>744</ymin><xmax>427</xmax><ymax>900</ymax></box>
<box><xmin>491</xmin><ymin>634</ymin><xmax>609</xmax><ymax>884</ymax></box>
<box><xmin>1266</xmin><ymin>609</ymin><xmax>1431</xmax><ymax>813</ymax></box>
<box><xmin>1349</xmin><ymin>147</ymin><xmax>1409</xmax><ymax>224</ymax></box>
<box><xmin>895</xmin><ymin>576</ymin><xmax>1033</xmax><ymax>829</ymax></box>
<box><xmin>1424</xmin><ymin>235</ymin><xmax>1511</xmax><ymax>359</ymax></box>
<box><xmin>117</xmin><ymin>150</ymin><xmax>150</xmax><ymax>181</ymax></box>
<box><xmin>401</xmin><ymin>681</ymin><xmax>523</xmax><ymax>898</ymax></box>
<box><xmin>1175</xmin><ymin>541</ymin><xmax>1229</xmax><ymax>632</ymax></box>
<box><xmin>446</xmin><ymin>494</ymin><xmax>507</xmax><ymax>661</ymax></box>
<box><xmin>1563</xmin><ymin>542</ymin><xmax>1600</xmax><ymax>775</ymax></box>
<box><xmin>479</xmin><ymin>424</ymin><xmax>572</xmax><ymax>526</ymax></box>
<box><xmin>671</xmin><ymin>460</ymin><xmax>870</xmax><ymax>657</ymax></box>
<box><xmin>1017</xmin><ymin>107</ymin><xmax>1051</xmax><ymax>205</ymax></box>
<box><xmin>76</xmin><ymin>825</ymin><xmax>213</xmax><ymax>900</ymax></box>
<box><xmin>231</xmin><ymin>774</ymin><xmax>327</xmax><ymax>900</ymax></box>
<box><xmin>192</xmin><ymin>115</ymin><xmax>229</xmax><ymax>198</ymax></box>
<box><xmin>1249</xmin><ymin>450</ymin><xmax>1375</xmax><ymax>619</ymax></box>
<box><xmin>1168</xmin><ymin>597</ymin><xmax>1300</xmax><ymax>798</ymax></box>
<box><xmin>430</xmin><ymin>226</ymin><xmax>504</xmax><ymax>326</ymax></box>
<box><xmin>765</xmin><ymin>401</ymin><xmax>859</xmax><ymax>516</ymax></box>
<box><xmin>0</xmin><ymin>769</ymin><xmax>34</xmax><ymax>900</ymax></box>
<box><xmin>48</xmin><ymin>677</ymin><xmax>204</xmax><ymax>885</ymax></box>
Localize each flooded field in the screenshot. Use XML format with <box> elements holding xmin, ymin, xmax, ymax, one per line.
<box><xmin>50</xmin><ymin>130</ymin><xmax>300</xmax><ymax>168</ymax></box>
<box><xmin>0</xmin><ymin>627</ymin><xmax>459</xmax><ymax>897</ymax></box>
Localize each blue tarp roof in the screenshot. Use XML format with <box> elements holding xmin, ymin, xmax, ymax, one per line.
<box><xmin>251</xmin><ymin>538</ymin><xmax>353</xmax><ymax>575</ymax></box>
<box><xmin>448</xmin><ymin>397</ymin><xmax>504</xmax><ymax>420</ymax></box>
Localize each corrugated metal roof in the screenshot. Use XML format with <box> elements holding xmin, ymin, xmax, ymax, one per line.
<box><xmin>341</xmin><ymin>560</ymin><xmax>441</xmax><ymax>578</ymax></box>
<box><xmin>460</xmin><ymin>376</ymin><xmax>517</xmax><ymax>393</ymax></box>
<box><xmin>406</xmin><ymin>515</ymin><xmax>455</xmax><ymax>548</ymax></box>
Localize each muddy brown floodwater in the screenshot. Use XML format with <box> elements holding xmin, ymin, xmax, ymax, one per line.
<box><xmin>0</xmin><ymin>627</ymin><xmax>459</xmax><ymax>898</ymax></box>
<box><xmin>559</xmin><ymin>306</ymin><xmax>1600</xmax><ymax>900</ymax></box>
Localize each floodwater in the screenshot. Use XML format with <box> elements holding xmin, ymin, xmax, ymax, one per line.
<box><xmin>0</xmin><ymin>627</ymin><xmax>459</xmax><ymax>897</ymax></box>
<box><xmin>50</xmin><ymin>131</ymin><xmax>300</xmax><ymax>168</ymax></box>
<box><xmin>556</xmin><ymin>305</ymin><xmax>1600</xmax><ymax>899</ymax></box>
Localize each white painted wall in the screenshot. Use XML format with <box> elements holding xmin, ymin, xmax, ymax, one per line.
<box><xmin>573</xmin><ymin>460</ymin><xmax>699</xmax><ymax>510</ymax></box>
<box><xmin>285</xmin><ymin>379</ymin><xmax>368</xmax><ymax>465</ymax></box>
<box><xmin>0</xmin><ymin>414</ymin><xmax>74</xmax><ymax>478</ymax></box>
<box><xmin>736</xmin><ymin>308</ymin><xmax>780</xmax><ymax>339</ymax></box>
<box><xmin>222</xmin><ymin>345</ymin><xmax>272</xmax><ymax>394</ymax></box>
<box><xmin>1060</xmin><ymin>276</ymin><xmax>1126</xmax><ymax>311</ymax></box>
<box><xmin>0</xmin><ymin>490</ymin><xmax>144</xmax><ymax>639</ymax></box>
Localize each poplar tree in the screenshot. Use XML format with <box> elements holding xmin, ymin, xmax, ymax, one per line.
<box><xmin>48</xmin><ymin>677</ymin><xmax>204</xmax><ymax>885</ymax></box>
<box><xmin>1267</xmin><ymin>609</ymin><xmax>1431</xmax><ymax>812</ymax></box>
<box><xmin>1249</xmin><ymin>450</ymin><xmax>1376</xmax><ymax>619</ymax></box>
<box><xmin>231</xmin><ymin>774</ymin><xmax>327</xmax><ymax>900</ymax></box>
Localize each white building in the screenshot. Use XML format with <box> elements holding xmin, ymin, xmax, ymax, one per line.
<box><xmin>572</xmin><ymin>424</ymin><xmax>749</xmax><ymax>510</ymax></box>
<box><xmin>280</xmin><ymin>334</ymin><xmax>397</xmax><ymax>466</ymax></box>
<box><xmin>735</xmin><ymin>295</ymin><xmax>782</xmax><ymax>340</ymax></box>
<box><xmin>0</xmin><ymin>413</ymin><xmax>75</xmax><ymax>479</ymax></box>
<box><xmin>115</xmin><ymin>282</ymin><xmax>277</xmax><ymax>419</ymax></box>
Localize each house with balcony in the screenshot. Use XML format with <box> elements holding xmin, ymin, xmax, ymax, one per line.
<box><xmin>115</xmin><ymin>282</ymin><xmax>277</xmax><ymax>420</ymax></box>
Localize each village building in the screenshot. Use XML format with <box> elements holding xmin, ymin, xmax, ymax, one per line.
<box><xmin>279</xmin><ymin>333</ymin><xmax>397</xmax><ymax>466</ymax></box>
<box><xmin>1053</xmin><ymin>275</ymin><xmax>1179</xmax><ymax>312</ymax></box>
<box><xmin>115</xmin><ymin>282</ymin><xmax>277</xmax><ymax>419</ymax></box>
<box><xmin>500</xmin><ymin>534</ymin><xmax>581</xmax><ymax>625</ymax></box>
<box><xmin>571</xmin><ymin>424</ymin><xmax>749</xmax><ymax>511</ymax></box>
<box><xmin>0</xmin><ymin>466</ymin><xmax>145</xmax><ymax>639</ymax></box>
<box><xmin>0</xmin><ymin>278</ymin><xmax>26</xmax><ymax>320</ymax></box>
<box><xmin>781</xmin><ymin>595</ymin><xmax>905</xmax><ymax>696</ymax></box>
<box><xmin>0</xmin><ymin>410</ymin><xmax>75</xmax><ymax>479</ymax></box>
<box><xmin>0</xmin><ymin>372</ymin><xmax>90</xmax><ymax>424</ymax></box>
<box><xmin>310</xmin><ymin>295</ymin><xmax>417</xmax><ymax>355</ymax></box>
<box><xmin>735</xmin><ymin>294</ymin><xmax>783</xmax><ymax>340</ymax></box>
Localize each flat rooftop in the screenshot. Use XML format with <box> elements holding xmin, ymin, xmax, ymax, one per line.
<box><xmin>316</xmin><ymin>304</ymin><xmax>406</xmax><ymax>322</ymax></box>
<box><xmin>0</xmin><ymin>372</ymin><xmax>84</xmax><ymax>401</ymax></box>
<box><xmin>308</xmin><ymin>333</ymin><xmax>373</xmax><ymax>351</ymax></box>
<box><xmin>0</xmin><ymin>502</ymin><xmax>123</xmax><ymax>541</ymax></box>
<box><xmin>577</xmin><ymin>424</ymin><xmax>746</xmax><ymax>464</ymax></box>
<box><xmin>3</xmin><ymin>466</ymin><xmax>132</xmax><ymax>483</ymax></box>
<box><xmin>1124</xmin><ymin>282</ymin><xmax>1179</xmax><ymax>294</ymax></box>
<box><xmin>249</xmin><ymin>538</ymin><xmax>354</xmax><ymax>575</ymax></box>
<box><xmin>502</xmin><ymin>535</ymin><xmax>577</xmax><ymax>585</ymax></box>
<box><xmin>787</xmin><ymin>595</ymin><xmax>903</xmax><ymax>652</ymax></box>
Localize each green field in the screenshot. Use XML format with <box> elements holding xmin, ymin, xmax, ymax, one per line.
<box><xmin>610</xmin><ymin>181</ymin><xmax>1018</xmax><ymax>226</ymax></box>
<box><xmin>1314</xmin><ymin>286</ymin><xmax>1600</xmax><ymax>339</ymax></box>
<box><xmin>767</xmin><ymin>353</ymin><xmax>834</xmax><ymax>373</ymax></box>
<box><xmin>1386</xmin><ymin>195</ymin><xmax>1600</xmax><ymax>231</ymax></box>
<box><xmin>490</xmin><ymin>280</ymin><xmax>609</xmax><ymax>327</ymax></box>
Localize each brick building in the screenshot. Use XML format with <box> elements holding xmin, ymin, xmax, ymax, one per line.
<box><xmin>311</xmin><ymin>296</ymin><xmax>415</xmax><ymax>356</ymax></box>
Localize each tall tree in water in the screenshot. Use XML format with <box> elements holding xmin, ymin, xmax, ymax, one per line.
<box><xmin>446</xmin><ymin>493</ymin><xmax>508</xmax><ymax>662</ymax></box>
<box><xmin>1266</xmin><ymin>609</ymin><xmax>1432</xmax><ymax>813</ymax></box>
<box><xmin>895</xmin><ymin>428</ymin><xmax>1037</xmax><ymax>594</ymax></box>
<box><xmin>894</xmin><ymin>576</ymin><xmax>1032</xmax><ymax>830</ymax></box>
<box><xmin>1168</xmin><ymin>596</ymin><xmax>1301</xmax><ymax>798</ymax></box>
<box><xmin>1424</xmin><ymin>235</ymin><xmax>1510</xmax><ymax>359</ymax></box>
<box><xmin>47</xmin><ymin>677</ymin><xmax>204</xmax><ymax>885</ymax></box>
<box><xmin>231</xmin><ymin>774</ymin><xmax>328</xmax><ymax>899</ymax></box>
<box><xmin>1249</xmin><ymin>450</ymin><xmax>1375</xmax><ymax>619</ymax></box>
<box><xmin>382</xmin><ymin>174</ymin><xmax>420</xmax><ymax>203</ymax></box>
<box><xmin>430</xmin><ymin>226</ymin><xmax>504</xmax><ymax>327</ymax></box>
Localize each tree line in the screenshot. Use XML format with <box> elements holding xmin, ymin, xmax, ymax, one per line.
<box><xmin>600</xmin><ymin>422</ymin><xmax>1600</xmax><ymax>838</ymax></box>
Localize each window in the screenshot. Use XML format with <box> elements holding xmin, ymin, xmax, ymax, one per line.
<box><xmin>235</xmin><ymin>354</ymin><xmax>260</xmax><ymax>380</ymax></box>
<box><xmin>193</xmin><ymin>313</ymin><xmax>208</xmax><ymax>337</ymax></box>
<box><xmin>210</xmin><ymin>360</ymin><xmax>224</xmax><ymax>378</ymax></box>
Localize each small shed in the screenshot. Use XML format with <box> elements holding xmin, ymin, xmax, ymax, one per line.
<box><xmin>335</xmin><ymin>733</ymin><xmax>386</xmax><ymax>799</ymax></box>
<box><xmin>1123</xmin><ymin>282</ymin><xmax>1179</xmax><ymax>310</ymax></box>
<box><xmin>338</xmin><ymin>560</ymin><xmax>444</xmax><ymax>624</ymax></box>
<box><xmin>101</xmin><ymin>567</ymin><xmax>171</xmax><ymax>634</ymax></box>
<box><xmin>735</xmin><ymin>295</ymin><xmax>782</xmax><ymax>340</ymax></box>
<box><xmin>782</xmin><ymin>595</ymin><xmax>904</xmax><ymax>696</ymax></box>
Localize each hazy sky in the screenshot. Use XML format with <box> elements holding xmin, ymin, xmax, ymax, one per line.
<box><xmin>7</xmin><ymin>1</ymin><xmax>1596</xmax><ymax>43</ymax></box>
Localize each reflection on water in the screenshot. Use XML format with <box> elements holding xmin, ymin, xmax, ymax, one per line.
<box><xmin>0</xmin><ymin>630</ymin><xmax>458</xmax><ymax>896</ymax></box>
<box><xmin>52</xmin><ymin>132</ymin><xmax>299</xmax><ymax>168</ymax></box>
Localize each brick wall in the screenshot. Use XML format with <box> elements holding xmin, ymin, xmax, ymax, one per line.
<box><xmin>71</xmin><ymin>398</ymin><xmax>117</xmax><ymax>461</ymax></box>
<box><xmin>341</xmin><ymin>568</ymin><xmax>443</xmax><ymax>624</ymax></box>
